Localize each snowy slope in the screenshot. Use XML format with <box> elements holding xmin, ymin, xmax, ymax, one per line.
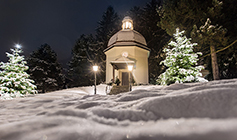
<box><xmin>0</xmin><ymin>79</ymin><xmax>237</xmax><ymax>140</ymax></box>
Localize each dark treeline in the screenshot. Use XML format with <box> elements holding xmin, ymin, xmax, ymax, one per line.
<box><xmin>26</xmin><ymin>0</ymin><xmax>237</xmax><ymax>92</ymax></box>
<box><xmin>159</xmin><ymin>0</ymin><xmax>237</xmax><ymax>80</ymax></box>
<box><xmin>68</xmin><ymin>6</ymin><xmax>121</xmax><ymax>87</ymax></box>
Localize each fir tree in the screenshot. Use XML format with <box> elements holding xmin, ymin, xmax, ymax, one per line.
<box><xmin>159</xmin><ymin>0</ymin><xmax>218</xmax><ymax>37</ymax></box>
<box><xmin>0</xmin><ymin>48</ymin><xmax>37</xmax><ymax>99</ymax></box>
<box><xmin>68</xmin><ymin>34</ymin><xmax>96</xmax><ymax>87</ymax></box>
<box><xmin>27</xmin><ymin>44</ymin><xmax>64</xmax><ymax>93</ymax></box>
<box><xmin>158</xmin><ymin>28</ymin><xmax>208</xmax><ymax>85</ymax></box>
<box><xmin>95</xmin><ymin>6</ymin><xmax>120</xmax><ymax>84</ymax></box>
<box><xmin>96</xmin><ymin>6</ymin><xmax>120</xmax><ymax>51</ymax></box>
<box><xmin>191</xmin><ymin>18</ymin><xmax>227</xmax><ymax>80</ymax></box>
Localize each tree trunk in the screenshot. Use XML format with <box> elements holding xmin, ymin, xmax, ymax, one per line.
<box><xmin>210</xmin><ymin>45</ymin><xmax>220</xmax><ymax>80</ymax></box>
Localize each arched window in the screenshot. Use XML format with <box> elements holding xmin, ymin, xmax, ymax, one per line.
<box><xmin>122</xmin><ymin>16</ymin><xmax>133</xmax><ymax>30</ymax></box>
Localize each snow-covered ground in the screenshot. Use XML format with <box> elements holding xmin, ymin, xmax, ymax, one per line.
<box><xmin>0</xmin><ymin>79</ymin><xmax>237</xmax><ymax>140</ymax></box>
<box><xmin>51</xmin><ymin>84</ymin><xmax>162</xmax><ymax>96</ymax></box>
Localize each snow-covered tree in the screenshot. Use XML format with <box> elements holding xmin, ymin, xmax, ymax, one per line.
<box><xmin>27</xmin><ymin>44</ymin><xmax>64</xmax><ymax>93</ymax></box>
<box><xmin>158</xmin><ymin>28</ymin><xmax>208</xmax><ymax>85</ymax></box>
<box><xmin>0</xmin><ymin>48</ymin><xmax>37</xmax><ymax>99</ymax></box>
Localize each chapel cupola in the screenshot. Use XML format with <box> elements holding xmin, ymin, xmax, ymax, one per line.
<box><xmin>106</xmin><ymin>16</ymin><xmax>148</xmax><ymax>50</ymax></box>
<box><xmin>122</xmin><ymin>16</ymin><xmax>133</xmax><ymax>30</ymax></box>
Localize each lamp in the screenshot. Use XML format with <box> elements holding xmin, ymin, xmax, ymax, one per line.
<box><xmin>93</xmin><ymin>65</ymin><xmax>98</xmax><ymax>95</ymax></box>
<box><xmin>93</xmin><ymin>65</ymin><xmax>98</xmax><ymax>72</ymax></box>
<box><xmin>15</xmin><ymin>44</ymin><xmax>21</xmax><ymax>49</ymax></box>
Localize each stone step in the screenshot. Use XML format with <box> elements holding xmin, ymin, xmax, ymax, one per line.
<box><xmin>108</xmin><ymin>85</ymin><xmax>130</xmax><ymax>95</ymax></box>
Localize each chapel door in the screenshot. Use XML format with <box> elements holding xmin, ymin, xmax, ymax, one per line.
<box><xmin>122</xmin><ymin>72</ymin><xmax>129</xmax><ymax>86</ymax></box>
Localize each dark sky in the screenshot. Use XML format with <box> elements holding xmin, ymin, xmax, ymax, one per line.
<box><xmin>0</xmin><ymin>0</ymin><xmax>150</xmax><ymax>66</ymax></box>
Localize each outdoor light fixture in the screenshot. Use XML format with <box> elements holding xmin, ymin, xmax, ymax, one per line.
<box><xmin>128</xmin><ymin>65</ymin><xmax>133</xmax><ymax>91</ymax></box>
<box><xmin>93</xmin><ymin>65</ymin><xmax>98</xmax><ymax>72</ymax></box>
<box><xmin>128</xmin><ymin>65</ymin><xmax>133</xmax><ymax>71</ymax></box>
<box><xmin>93</xmin><ymin>65</ymin><xmax>98</xmax><ymax>95</ymax></box>
<box><xmin>15</xmin><ymin>44</ymin><xmax>21</xmax><ymax>49</ymax></box>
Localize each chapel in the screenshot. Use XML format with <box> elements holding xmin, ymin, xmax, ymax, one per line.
<box><xmin>104</xmin><ymin>16</ymin><xmax>150</xmax><ymax>86</ymax></box>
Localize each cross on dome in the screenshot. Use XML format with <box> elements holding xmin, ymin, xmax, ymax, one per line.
<box><xmin>122</xmin><ymin>16</ymin><xmax>133</xmax><ymax>30</ymax></box>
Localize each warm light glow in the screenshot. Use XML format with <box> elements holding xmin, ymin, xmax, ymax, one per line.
<box><xmin>15</xmin><ymin>44</ymin><xmax>21</xmax><ymax>49</ymax></box>
<box><xmin>93</xmin><ymin>65</ymin><xmax>98</xmax><ymax>72</ymax></box>
<box><xmin>128</xmin><ymin>65</ymin><xmax>133</xmax><ymax>71</ymax></box>
<box><xmin>123</xmin><ymin>21</ymin><xmax>132</xmax><ymax>29</ymax></box>
<box><xmin>126</xmin><ymin>22</ymin><xmax>131</xmax><ymax>29</ymax></box>
<box><xmin>122</xmin><ymin>16</ymin><xmax>133</xmax><ymax>30</ymax></box>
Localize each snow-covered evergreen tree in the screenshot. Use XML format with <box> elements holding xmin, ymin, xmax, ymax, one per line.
<box><xmin>27</xmin><ymin>44</ymin><xmax>64</xmax><ymax>93</ymax></box>
<box><xmin>0</xmin><ymin>48</ymin><xmax>37</xmax><ymax>99</ymax></box>
<box><xmin>158</xmin><ymin>28</ymin><xmax>208</xmax><ymax>85</ymax></box>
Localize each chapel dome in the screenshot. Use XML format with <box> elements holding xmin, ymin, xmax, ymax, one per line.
<box><xmin>107</xmin><ymin>16</ymin><xmax>147</xmax><ymax>49</ymax></box>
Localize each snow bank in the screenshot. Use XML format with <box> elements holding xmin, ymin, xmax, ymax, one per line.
<box><xmin>0</xmin><ymin>79</ymin><xmax>237</xmax><ymax>140</ymax></box>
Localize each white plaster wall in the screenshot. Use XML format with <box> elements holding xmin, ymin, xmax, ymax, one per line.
<box><xmin>133</xmin><ymin>47</ymin><xmax>149</xmax><ymax>84</ymax></box>
<box><xmin>105</xmin><ymin>46</ymin><xmax>149</xmax><ymax>84</ymax></box>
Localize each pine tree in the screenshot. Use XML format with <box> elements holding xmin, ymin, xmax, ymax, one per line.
<box><xmin>96</xmin><ymin>6</ymin><xmax>120</xmax><ymax>51</ymax></box>
<box><xmin>68</xmin><ymin>34</ymin><xmax>96</xmax><ymax>87</ymax></box>
<box><xmin>95</xmin><ymin>6</ymin><xmax>121</xmax><ymax>83</ymax></box>
<box><xmin>159</xmin><ymin>0</ymin><xmax>215</xmax><ymax>37</ymax></box>
<box><xmin>27</xmin><ymin>44</ymin><xmax>64</xmax><ymax>93</ymax></box>
<box><xmin>0</xmin><ymin>48</ymin><xmax>37</xmax><ymax>99</ymax></box>
<box><xmin>191</xmin><ymin>18</ymin><xmax>227</xmax><ymax>80</ymax></box>
<box><xmin>158</xmin><ymin>28</ymin><xmax>208</xmax><ymax>85</ymax></box>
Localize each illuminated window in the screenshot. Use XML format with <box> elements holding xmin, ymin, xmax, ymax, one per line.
<box><xmin>122</xmin><ymin>16</ymin><xmax>133</xmax><ymax>30</ymax></box>
<box><xmin>123</xmin><ymin>21</ymin><xmax>132</xmax><ymax>29</ymax></box>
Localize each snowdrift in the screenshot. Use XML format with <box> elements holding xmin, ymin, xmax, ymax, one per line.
<box><xmin>0</xmin><ymin>79</ymin><xmax>237</xmax><ymax>140</ymax></box>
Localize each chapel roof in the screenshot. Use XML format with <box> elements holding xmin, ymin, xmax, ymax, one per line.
<box><xmin>104</xmin><ymin>16</ymin><xmax>149</xmax><ymax>52</ymax></box>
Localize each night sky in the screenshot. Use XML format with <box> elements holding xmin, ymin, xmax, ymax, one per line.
<box><xmin>0</xmin><ymin>0</ymin><xmax>150</xmax><ymax>66</ymax></box>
